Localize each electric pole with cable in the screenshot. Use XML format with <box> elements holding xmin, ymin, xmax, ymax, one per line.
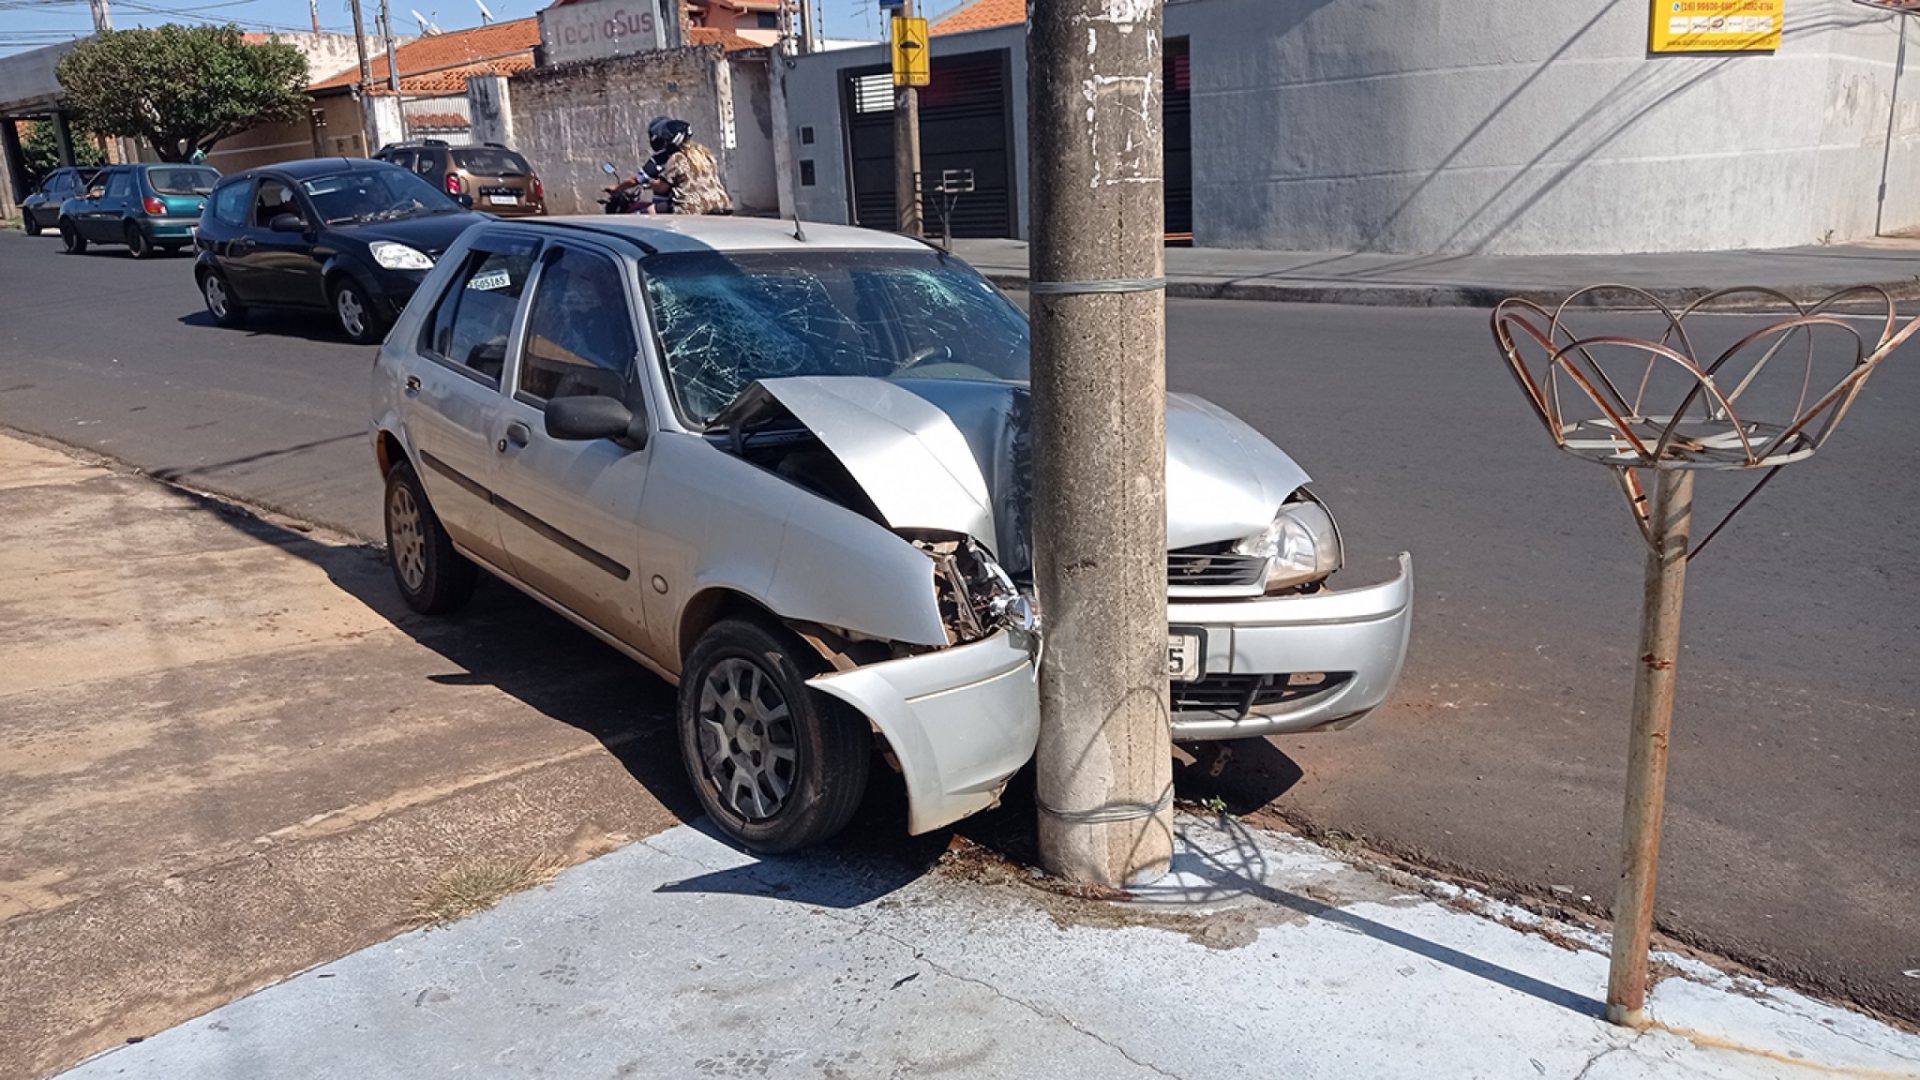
<box><xmin>891</xmin><ymin>0</ymin><xmax>923</xmax><ymax>237</ymax></box>
<box><xmin>1028</xmin><ymin>0</ymin><xmax>1173</xmax><ymax>886</ymax></box>
<box><xmin>88</xmin><ymin>0</ymin><xmax>111</xmax><ymax>32</ymax></box>
<box><xmin>349</xmin><ymin>0</ymin><xmax>372</xmax><ymax>86</ymax></box>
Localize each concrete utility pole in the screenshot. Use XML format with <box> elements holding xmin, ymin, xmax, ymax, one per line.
<box><xmin>892</xmin><ymin>0</ymin><xmax>922</xmax><ymax>236</ymax></box>
<box><xmin>88</xmin><ymin>0</ymin><xmax>112</xmax><ymax>32</ymax></box>
<box><xmin>310</xmin><ymin>0</ymin><xmax>322</xmax><ymax>33</ymax></box>
<box><xmin>1605</xmin><ymin>467</ymin><xmax>1692</xmax><ymax>1026</ymax></box>
<box><xmin>349</xmin><ymin>0</ymin><xmax>373</xmax><ymax>87</ymax></box>
<box><xmin>1028</xmin><ymin>0</ymin><xmax>1173</xmax><ymax>886</ymax></box>
<box><xmin>380</xmin><ymin>0</ymin><xmax>401</xmax><ymax>94</ymax></box>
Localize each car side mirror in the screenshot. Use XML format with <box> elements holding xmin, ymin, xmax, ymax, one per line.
<box><xmin>268</xmin><ymin>213</ymin><xmax>306</xmax><ymax>233</ymax></box>
<box><xmin>601</xmin><ymin>162</ymin><xmax>618</xmax><ymax>176</ymax></box>
<box><xmin>545</xmin><ymin>394</ymin><xmax>646</xmax><ymax>448</ymax></box>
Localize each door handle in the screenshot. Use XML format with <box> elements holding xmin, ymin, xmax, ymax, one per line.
<box><xmin>498</xmin><ymin>421</ymin><xmax>531</xmax><ymax>453</ymax></box>
<box><xmin>403</xmin><ymin>375</ymin><xmax>421</xmax><ymax>396</ymax></box>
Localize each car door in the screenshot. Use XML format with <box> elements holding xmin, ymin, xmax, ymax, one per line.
<box><xmin>490</xmin><ymin>239</ymin><xmax>654</xmax><ymax>647</ymax></box>
<box><xmin>401</xmin><ymin>232</ymin><xmax>540</xmax><ymax>568</ymax></box>
<box><xmin>29</xmin><ymin>169</ymin><xmax>68</xmax><ymax>227</ymax></box>
<box><xmin>242</xmin><ymin>176</ymin><xmax>325</xmax><ymax>307</ymax></box>
<box><xmin>201</xmin><ymin>177</ymin><xmax>261</xmax><ymax>299</ymax></box>
<box><xmin>96</xmin><ymin>168</ymin><xmax>137</xmax><ymax>240</ymax></box>
<box><xmin>74</xmin><ymin>169</ymin><xmax>118</xmax><ymax>240</ymax></box>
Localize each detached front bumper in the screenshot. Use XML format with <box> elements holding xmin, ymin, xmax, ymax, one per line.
<box><xmin>1167</xmin><ymin>553</ymin><xmax>1413</xmax><ymax>740</ymax></box>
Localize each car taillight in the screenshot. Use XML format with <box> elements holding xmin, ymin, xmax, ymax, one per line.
<box><xmin>143</xmin><ymin>196</ymin><xmax>165</xmax><ymax>215</ymax></box>
<box><xmin>445</xmin><ymin>174</ymin><xmax>463</xmax><ymax>196</ymax></box>
<box><xmin>533</xmin><ymin>176</ymin><xmax>544</xmax><ymax>201</ymax></box>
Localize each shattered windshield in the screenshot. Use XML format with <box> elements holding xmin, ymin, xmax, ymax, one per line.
<box><xmin>640</xmin><ymin>250</ymin><xmax>1030</xmax><ymax>426</ymax></box>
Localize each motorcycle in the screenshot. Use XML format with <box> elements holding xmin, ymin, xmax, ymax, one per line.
<box><xmin>597</xmin><ymin>161</ymin><xmax>652</xmax><ymax>215</ymax></box>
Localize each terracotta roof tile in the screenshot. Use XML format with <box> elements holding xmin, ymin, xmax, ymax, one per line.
<box><xmin>930</xmin><ymin>0</ymin><xmax>1022</xmax><ymax>35</ymax></box>
<box><xmin>685</xmin><ymin>25</ymin><xmax>764</xmax><ymax>51</ymax></box>
<box><xmin>405</xmin><ymin>112</ymin><xmax>471</xmax><ymax>130</ymax></box>
<box><xmin>310</xmin><ymin>16</ymin><xmax>540</xmax><ymax>91</ymax></box>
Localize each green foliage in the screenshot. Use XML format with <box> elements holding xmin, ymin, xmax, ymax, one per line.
<box><xmin>19</xmin><ymin>121</ymin><xmax>106</xmax><ymax>185</ymax></box>
<box><xmin>56</xmin><ymin>24</ymin><xmax>309</xmax><ymax>162</ymax></box>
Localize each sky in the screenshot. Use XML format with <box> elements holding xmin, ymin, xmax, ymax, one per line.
<box><xmin>0</xmin><ymin>0</ymin><xmax>903</xmax><ymax>57</ymax></box>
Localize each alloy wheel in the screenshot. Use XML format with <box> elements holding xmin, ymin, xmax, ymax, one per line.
<box><xmin>203</xmin><ymin>276</ymin><xmax>229</xmax><ymax>319</ymax></box>
<box><xmin>336</xmin><ymin>287</ymin><xmax>367</xmax><ymax>339</ymax></box>
<box><xmin>387</xmin><ymin>481</ymin><xmax>427</xmax><ymax>592</ymax></box>
<box><xmin>696</xmin><ymin>657</ymin><xmax>799</xmax><ymax>821</ymax></box>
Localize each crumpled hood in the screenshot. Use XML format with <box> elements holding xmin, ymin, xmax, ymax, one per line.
<box><xmin>720</xmin><ymin>376</ymin><xmax>1311</xmax><ymax>574</ymax></box>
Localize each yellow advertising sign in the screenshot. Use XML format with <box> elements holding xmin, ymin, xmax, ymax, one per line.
<box><xmin>1650</xmin><ymin>0</ymin><xmax>1784</xmax><ymax>53</ymax></box>
<box><xmin>892</xmin><ymin>15</ymin><xmax>930</xmax><ymax>87</ymax></box>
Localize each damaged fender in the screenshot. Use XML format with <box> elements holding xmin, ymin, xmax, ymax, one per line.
<box><xmin>810</xmin><ymin>630</ymin><xmax>1039</xmax><ymax>834</ymax></box>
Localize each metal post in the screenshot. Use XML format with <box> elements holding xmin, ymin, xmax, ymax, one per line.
<box><xmin>893</xmin><ymin>0</ymin><xmax>922</xmax><ymax>237</ymax></box>
<box><xmin>310</xmin><ymin>0</ymin><xmax>322</xmax><ymax>33</ymax></box>
<box><xmin>1028</xmin><ymin>0</ymin><xmax>1173</xmax><ymax>887</ymax></box>
<box><xmin>349</xmin><ymin>0</ymin><xmax>372</xmax><ymax>87</ymax></box>
<box><xmin>1606</xmin><ymin>466</ymin><xmax>1693</xmax><ymax>1027</ymax></box>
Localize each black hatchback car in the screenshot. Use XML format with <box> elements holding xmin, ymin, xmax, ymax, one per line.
<box><xmin>194</xmin><ymin>158</ymin><xmax>488</xmax><ymax>344</ymax></box>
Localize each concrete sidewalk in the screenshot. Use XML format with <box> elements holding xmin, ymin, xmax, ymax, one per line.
<box><xmin>952</xmin><ymin>236</ymin><xmax>1920</xmax><ymax>309</ymax></box>
<box><xmin>61</xmin><ymin>815</ymin><xmax>1920</xmax><ymax>1079</ymax></box>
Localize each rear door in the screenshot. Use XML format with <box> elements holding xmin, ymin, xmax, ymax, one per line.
<box><xmin>490</xmin><ymin>239</ymin><xmax>652</xmax><ymax>643</ymax></box>
<box><xmin>402</xmin><ymin>232</ymin><xmax>541</xmax><ymax>567</ymax></box>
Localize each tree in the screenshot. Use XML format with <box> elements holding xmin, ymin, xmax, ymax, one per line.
<box><xmin>19</xmin><ymin>121</ymin><xmax>106</xmax><ymax>186</ymax></box>
<box><xmin>57</xmin><ymin>25</ymin><xmax>309</xmax><ymax>163</ymax></box>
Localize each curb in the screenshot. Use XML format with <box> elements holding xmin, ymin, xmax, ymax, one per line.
<box><xmin>982</xmin><ymin>273</ymin><xmax>1920</xmax><ymax>311</ymax></box>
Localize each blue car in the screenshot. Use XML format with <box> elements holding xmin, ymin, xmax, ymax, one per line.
<box><xmin>58</xmin><ymin>163</ymin><xmax>220</xmax><ymax>259</ymax></box>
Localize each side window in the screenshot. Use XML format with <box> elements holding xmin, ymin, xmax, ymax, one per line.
<box><xmin>211</xmin><ymin>181</ymin><xmax>251</xmax><ymax>225</ymax></box>
<box><xmin>42</xmin><ymin>170</ymin><xmax>68</xmax><ymax>196</ymax></box>
<box><xmin>252</xmin><ymin>179</ymin><xmax>299</xmax><ymax>227</ymax></box>
<box><xmin>415</xmin><ymin>152</ymin><xmax>441</xmax><ymax>180</ymax></box>
<box><xmin>105</xmin><ymin>171</ymin><xmax>133</xmax><ymax>198</ymax></box>
<box><xmin>388</xmin><ymin>149</ymin><xmax>415</xmax><ymax>172</ymax></box>
<box><xmin>425</xmin><ymin>237</ymin><xmax>539</xmax><ymax>384</ymax></box>
<box><xmin>518</xmin><ymin>247</ymin><xmax>637</xmax><ymax>403</ymax></box>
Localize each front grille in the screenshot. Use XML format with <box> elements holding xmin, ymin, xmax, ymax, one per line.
<box><xmin>1166</xmin><ymin>549</ymin><xmax>1266</xmax><ymax>589</ymax></box>
<box><xmin>1171</xmin><ymin>673</ymin><xmax>1352</xmax><ymax>716</ymax></box>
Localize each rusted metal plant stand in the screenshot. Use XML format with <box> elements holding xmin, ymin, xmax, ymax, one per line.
<box><xmin>1491</xmin><ymin>285</ymin><xmax>1914</xmax><ymax>1028</ymax></box>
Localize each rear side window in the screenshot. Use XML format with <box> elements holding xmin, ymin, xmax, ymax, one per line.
<box><xmin>210</xmin><ymin>181</ymin><xmax>251</xmax><ymax>225</ymax></box>
<box><xmin>518</xmin><ymin>246</ymin><xmax>636</xmax><ymax>403</ymax></box>
<box><xmin>41</xmin><ymin>170</ymin><xmax>69</xmax><ymax>196</ymax></box>
<box><xmin>425</xmin><ymin>237</ymin><xmax>540</xmax><ymax>384</ymax></box>
<box><xmin>453</xmin><ymin>147</ymin><xmax>532</xmax><ymax>177</ymax></box>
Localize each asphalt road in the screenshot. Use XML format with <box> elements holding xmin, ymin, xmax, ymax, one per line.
<box><xmin>2</xmin><ymin>230</ymin><xmax>1915</xmax><ymax>1022</ymax></box>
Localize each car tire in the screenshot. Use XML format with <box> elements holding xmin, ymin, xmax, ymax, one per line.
<box><xmin>125</xmin><ymin>225</ymin><xmax>152</xmax><ymax>259</ymax></box>
<box><xmin>59</xmin><ymin>220</ymin><xmax>86</xmax><ymax>254</ymax></box>
<box><xmin>383</xmin><ymin>459</ymin><xmax>477</xmax><ymax>616</ymax></box>
<box><xmin>200</xmin><ymin>271</ymin><xmax>246</xmax><ymax>327</ymax></box>
<box><xmin>332</xmin><ymin>279</ymin><xmax>388</xmax><ymax>345</ymax></box>
<box><xmin>678</xmin><ymin>618</ymin><xmax>870</xmax><ymax>853</ymax></box>
<box><xmin>23</xmin><ymin>213</ymin><xmax>41</xmax><ymax>237</ymax></box>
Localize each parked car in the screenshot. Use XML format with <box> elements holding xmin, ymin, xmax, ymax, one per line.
<box><xmin>375</xmin><ymin>139</ymin><xmax>547</xmax><ymax>217</ymax></box>
<box><xmin>20</xmin><ymin>165</ymin><xmax>101</xmax><ymax>237</ymax></box>
<box><xmin>56</xmin><ymin>163</ymin><xmax>220</xmax><ymax>258</ymax></box>
<box><xmin>369</xmin><ymin>216</ymin><xmax>1413</xmax><ymax>853</ymax></box>
<box><xmin>194</xmin><ymin>158</ymin><xmax>488</xmax><ymax>344</ymax></box>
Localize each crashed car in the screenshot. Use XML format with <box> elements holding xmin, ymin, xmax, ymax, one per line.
<box><xmin>369</xmin><ymin>216</ymin><xmax>1412</xmax><ymax>852</ymax></box>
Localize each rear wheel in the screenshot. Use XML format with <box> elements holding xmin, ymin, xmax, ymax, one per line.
<box><xmin>59</xmin><ymin>220</ymin><xmax>86</xmax><ymax>254</ymax></box>
<box><xmin>384</xmin><ymin>459</ymin><xmax>477</xmax><ymax>615</ymax></box>
<box><xmin>22</xmin><ymin>212</ymin><xmax>41</xmax><ymax>237</ymax></box>
<box><xmin>125</xmin><ymin>224</ymin><xmax>153</xmax><ymax>259</ymax></box>
<box><xmin>332</xmin><ymin>279</ymin><xmax>388</xmax><ymax>345</ymax></box>
<box><xmin>200</xmin><ymin>271</ymin><xmax>246</xmax><ymax>327</ymax></box>
<box><xmin>678</xmin><ymin>619</ymin><xmax>870</xmax><ymax>853</ymax></box>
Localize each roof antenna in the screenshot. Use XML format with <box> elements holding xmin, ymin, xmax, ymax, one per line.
<box><xmin>791</xmin><ymin>215</ymin><xmax>807</xmax><ymax>243</ymax></box>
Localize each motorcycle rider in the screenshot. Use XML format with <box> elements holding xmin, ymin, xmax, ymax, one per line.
<box><xmin>608</xmin><ymin>117</ymin><xmax>732</xmax><ymax>215</ymax></box>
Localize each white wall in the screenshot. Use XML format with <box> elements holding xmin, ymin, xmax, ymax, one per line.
<box><xmin>782</xmin><ymin>0</ymin><xmax>1920</xmax><ymax>255</ymax></box>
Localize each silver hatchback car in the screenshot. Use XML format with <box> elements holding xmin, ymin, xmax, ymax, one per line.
<box><xmin>369</xmin><ymin>216</ymin><xmax>1412</xmax><ymax>852</ymax></box>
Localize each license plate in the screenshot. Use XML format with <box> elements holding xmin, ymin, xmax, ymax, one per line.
<box><xmin>487</xmin><ymin>194</ymin><xmax>520</xmax><ymax>206</ymax></box>
<box><xmin>1167</xmin><ymin>629</ymin><xmax>1203</xmax><ymax>682</ymax></box>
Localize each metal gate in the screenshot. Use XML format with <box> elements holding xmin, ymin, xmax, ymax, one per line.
<box><xmin>843</xmin><ymin>49</ymin><xmax>1017</xmax><ymax>238</ymax></box>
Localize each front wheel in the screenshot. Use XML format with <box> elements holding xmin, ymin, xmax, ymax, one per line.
<box><xmin>678</xmin><ymin>619</ymin><xmax>870</xmax><ymax>853</ymax></box>
<box><xmin>126</xmin><ymin>224</ymin><xmax>153</xmax><ymax>259</ymax></box>
<box><xmin>59</xmin><ymin>221</ymin><xmax>86</xmax><ymax>254</ymax></box>
<box><xmin>332</xmin><ymin>279</ymin><xmax>388</xmax><ymax>345</ymax></box>
<box><xmin>383</xmin><ymin>459</ymin><xmax>477</xmax><ymax>615</ymax></box>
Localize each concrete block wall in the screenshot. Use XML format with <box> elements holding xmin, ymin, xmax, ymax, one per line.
<box><xmin>509</xmin><ymin>45</ymin><xmax>777</xmax><ymax>216</ymax></box>
<box><xmin>780</xmin><ymin>0</ymin><xmax>1920</xmax><ymax>255</ymax></box>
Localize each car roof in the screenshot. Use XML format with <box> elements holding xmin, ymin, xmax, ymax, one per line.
<box><xmin>229</xmin><ymin>157</ymin><xmax>400</xmax><ymax>183</ymax></box>
<box><xmin>518</xmin><ymin>214</ymin><xmax>935</xmax><ymax>255</ymax></box>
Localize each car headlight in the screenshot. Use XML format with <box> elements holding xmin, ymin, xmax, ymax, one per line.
<box><xmin>369</xmin><ymin>241</ymin><xmax>434</xmax><ymax>270</ymax></box>
<box><xmin>1232</xmin><ymin>494</ymin><xmax>1343</xmax><ymax>590</ymax></box>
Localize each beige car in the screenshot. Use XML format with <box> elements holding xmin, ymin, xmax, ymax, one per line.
<box><xmin>376</xmin><ymin>140</ymin><xmax>547</xmax><ymax>217</ymax></box>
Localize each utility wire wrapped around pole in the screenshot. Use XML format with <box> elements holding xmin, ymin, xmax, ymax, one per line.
<box><xmin>1491</xmin><ymin>284</ymin><xmax>1916</xmax><ymax>1028</ymax></box>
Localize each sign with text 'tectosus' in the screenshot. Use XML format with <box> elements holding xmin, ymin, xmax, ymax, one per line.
<box><xmin>892</xmin><ymin>16</ymin><xmax>930</xmax><ymax>87</ymax></box>
<box><xmin>1650</xmin><ymin>0</ymin><xmax>1784</xmax><ymax>53</ymax></box>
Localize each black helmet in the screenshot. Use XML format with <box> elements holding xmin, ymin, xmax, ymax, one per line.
<box><xmin>648</xmin><ymin>117</ymin><xmax>692</xmax><ymax>154</ymax></box>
